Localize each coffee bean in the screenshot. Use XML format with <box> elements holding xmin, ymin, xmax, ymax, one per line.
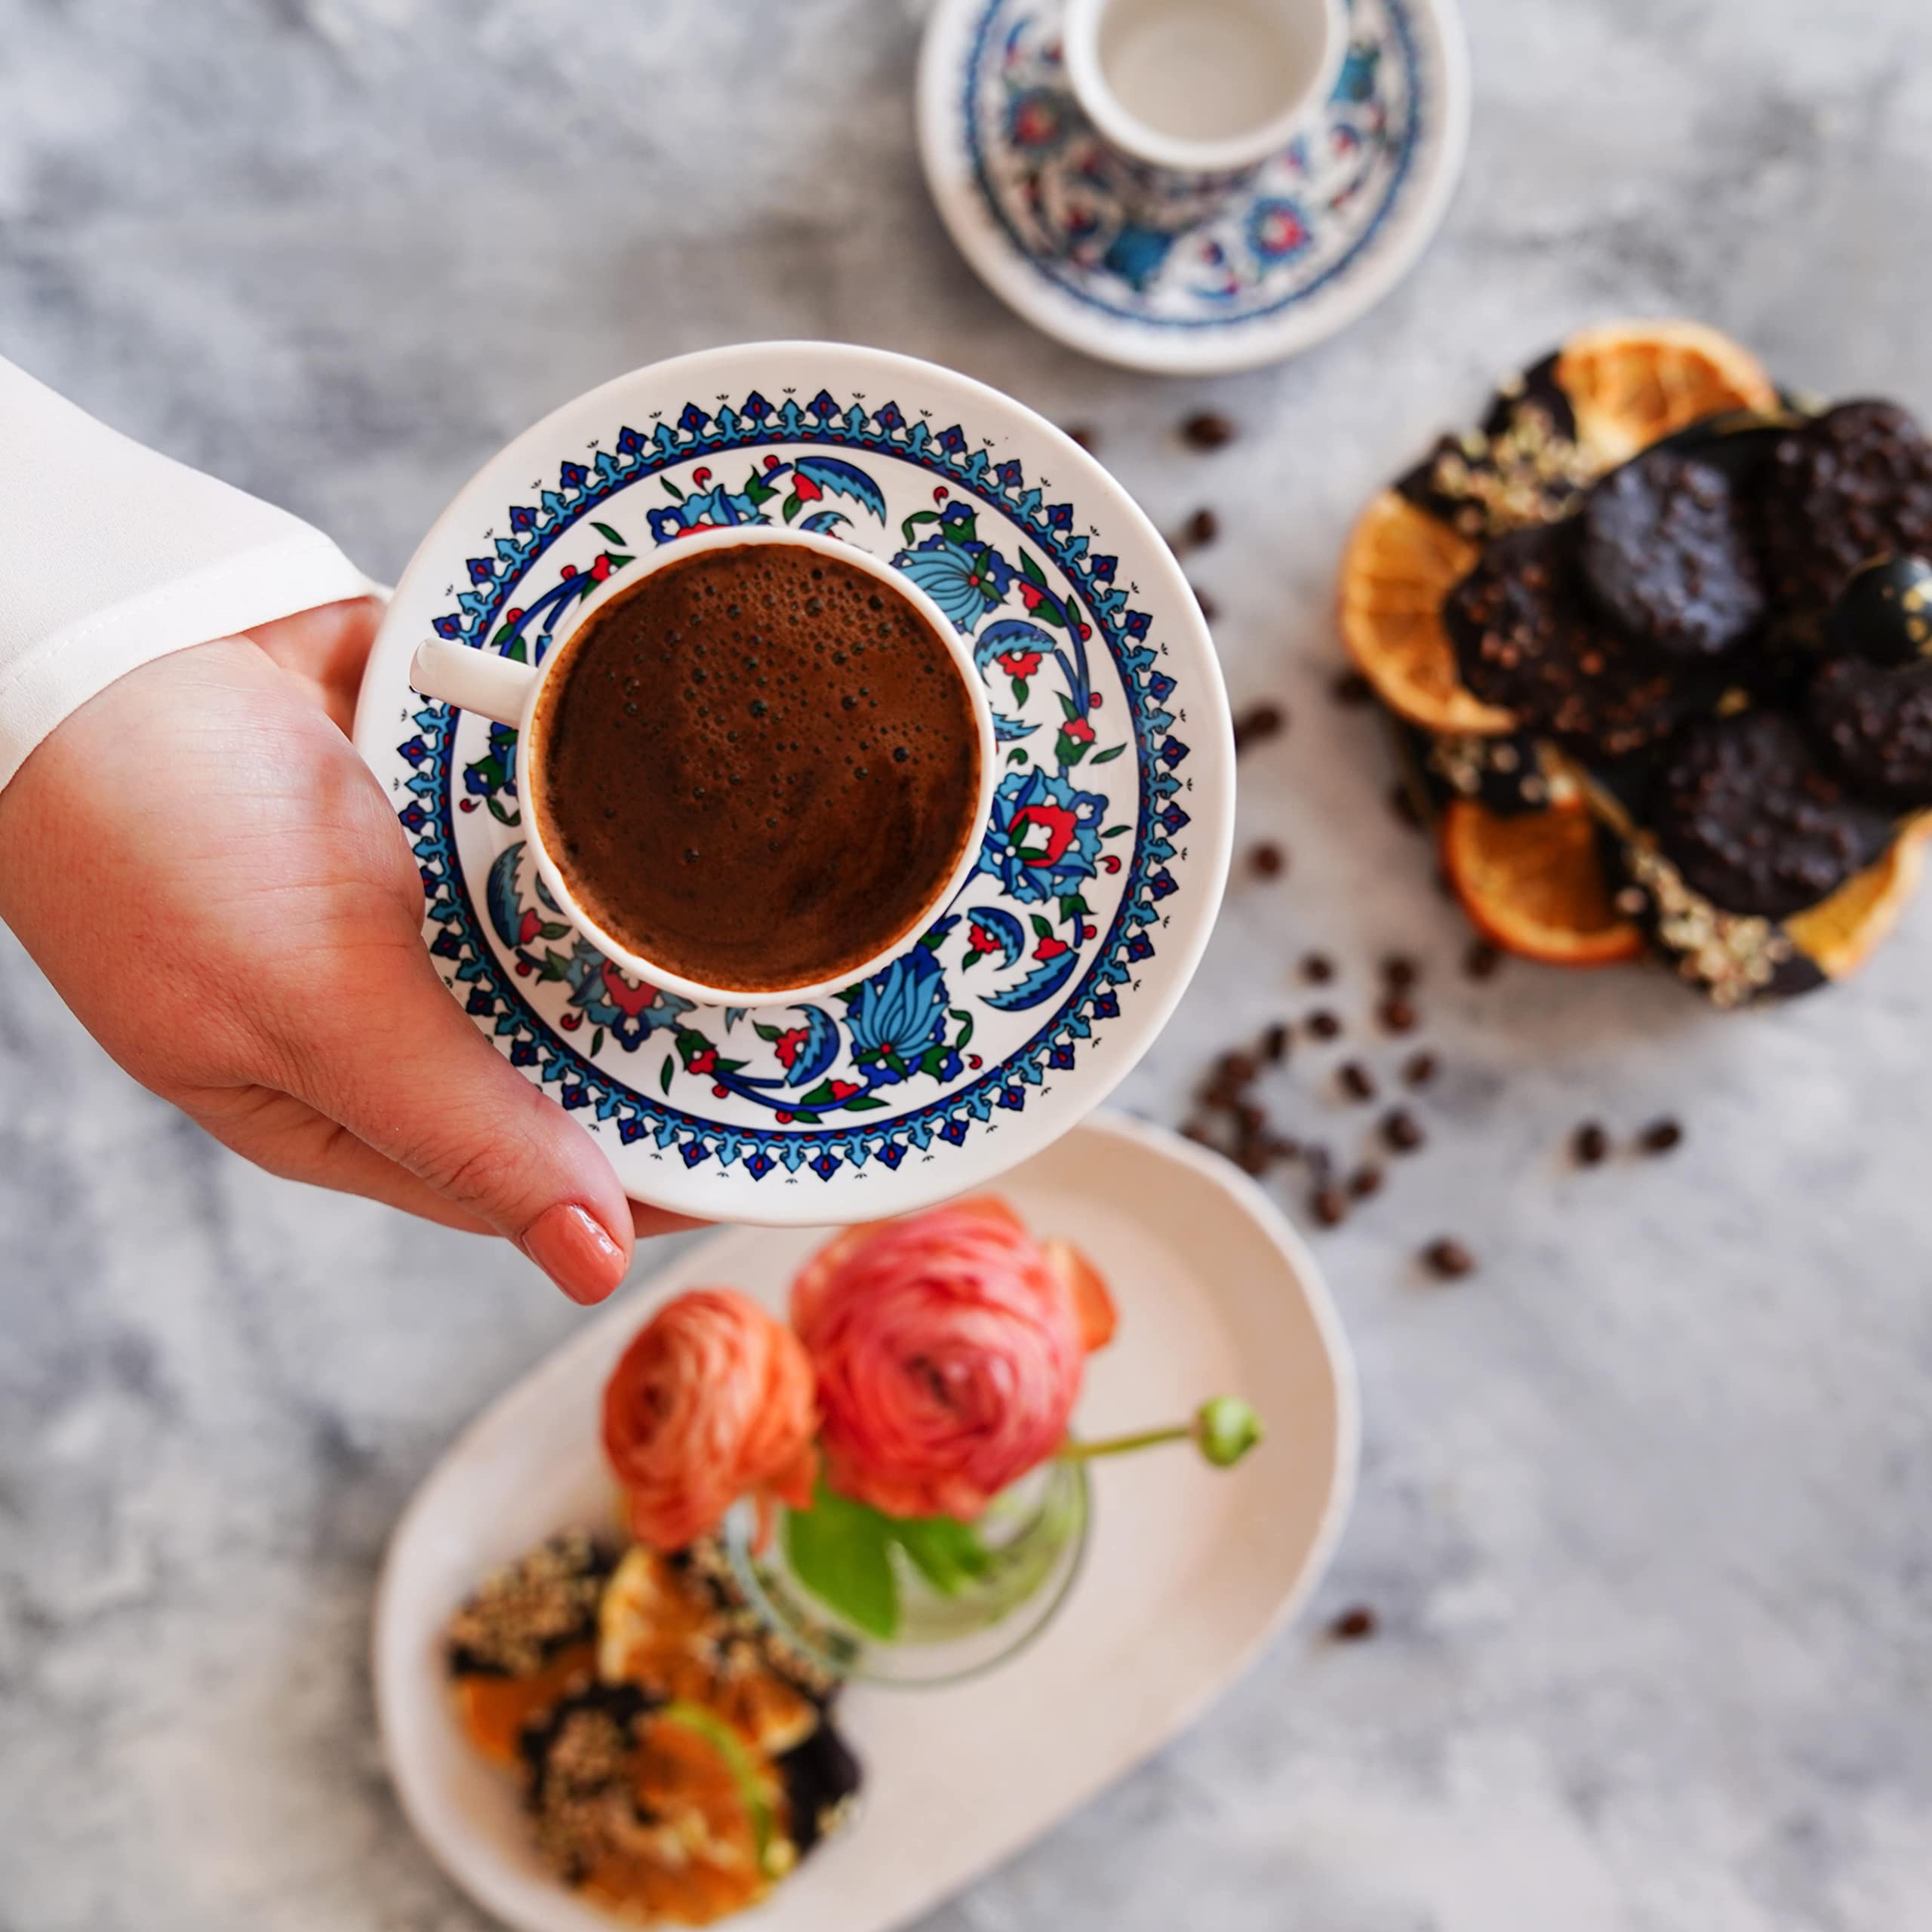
<box><xmin>1232</xmin><ymin>701</ymin><xmax>1287</xmax><ymax>755</ymax></box>
<box><xmin>1236</xmin><ymin>1144</ymin><xmax>1270</xmax><ymax>1177</ymax></box>
<box><xmin>1573</xmin><ymin>1121</ymin><xmax>1609</xmax><ymax>1165</ymax></box>
<box><xmin>1183</xmin><ymin>410</ymin><xmax>1235</xmax><ymax>449</ymax></box>
<box><xmin>1218</xmin><ymin>1050</ymin><xmax>1258</xmax><ymax>1087</ymax></box>
<box><xmin>1064</xmin><ymin>423</ymin><xmax>1099</xmax><ymax>451</ymax></box>
<box><xmin>1338</xmin><ymin>1061</ymin><xmax>1376</xmax><ymax>1103</ymax></box>
<box><xmin>1234</xmin><ymin>1100</ymin><xmax>1265</xmax><ymax>1136</ymax></box>
<box><xmin>1422</xmin><ymin>1238</ymin><xmax>1475</xmax><ymax>1278</ymax></box>
<box><xmin>1330</xmin><ymin>1604</ymin><xmax>1377</xmax><ymax>1641</ymax></box>
<box><xmin>1306</xmin><ymin>1009</ymin><xmax>1341</xmax><ymax>1039</ymax></box>
<box><xmin>1331</xmin><ymin>669</ymin><xmax>1375</xmax><ymax>707</ymax></box>
<box><xmin>1464</xmin><ymin>939</ymin><xmax>1503</xmax><ymax>980</ymax></box>
<box><xmin>1300</xmin><ymin>952</ymin><xmax>1335</xmax><ymax>984</ymax></box>
<box><xmin>1346</xmin><ymin>1165</ymin><xmax>1383</xmax><ymax>1201</ymax></box>
<box><xmin>1378</xmin><ymin>996</ymin><xmax>1418</xmax><ymax>1034</ymax></box>
<box><xmin>1186</xmin><ymin>506</ymin><xmax>1220</xmax><ymax>546</ymax></box>
<box><xmin>1403</xmin><ymin>1050</ymin><xmax>1438</xmax><ymax>1087</ymax></box>
<box><xmin>1303</xmin><ymin>1143</ymin><xmax>1334</xmax><ymax>1180</ymax></box>
<box><xmin>1389</xmin><ymin>782</ymin><xmax>1425</xmax><ymax>830</ymax></box>
<box><xmin>1193</xmin><ymin>585</ymin><xmax>1220</xmax><ymax>623</ymax></box>
<box><xmin>1380</xmin><ymin>953</ymin><xmax>1420</xmax><ymax>990</ymax></box>
<box><xmin>1640</xmin><ymin>1117</ymin><xmax>1684</xmax><ymax>1155</ymax></box>
<box><xmin>1383</xmin><ymin>1108</ymin><xmax>1425</xmax><ymax>1153</ymax></box>
<box><xmin>1262</xmin><ymin>1021</ymin><xmax>1291</xmax><ymax>1063</ymax></box>
<box><xmin>1266</xmin><ymin>1131</ymin><xmax>1302</xmax><ymax>1161</ymax></box>
<box><xmin>1250</xmin><ymin>841</ymin><xmax>1286</xmax><ymax>878</ymax></box>
<box><xmin>1180</xmin><ymin>1122</ymin><xmax>1217</xmax><ymax>1147</ymax></box>
<box><xmin>1312</xmin><ymin>1186</ymin><xmax>1348</xmax><ymax>1227</ymax></box>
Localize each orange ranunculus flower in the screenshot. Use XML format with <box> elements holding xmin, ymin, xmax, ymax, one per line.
<box><xmin>601</xmin><ymin>1289</ymin><xmax>818</xmax><ymax>1551</ymax></box>
<box><xmin>790</xmin><ymin>1198</ymin><xmax>1115</xmax><ymax>1523</ymax></box>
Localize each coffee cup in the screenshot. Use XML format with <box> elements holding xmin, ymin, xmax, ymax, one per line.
<box><xmin>409</xmin><ymin>526</ymin><xmax>998</xmax><ymax>1010</ymax></box>
<box><xmin>1063</xmin><ymin>0</ymin><xmax>1346</xmax><ymax>218</ymax></box>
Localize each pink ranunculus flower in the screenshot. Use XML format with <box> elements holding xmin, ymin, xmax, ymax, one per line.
<box><xmin>790</xmin><ymin>1200</ymin><xmax>1115</xmax><ymax>1522</ymax></box>
<box><xmin>602</xmin><ymin>1289</ymin><xmax>819</xmax><ymax>1551</ymax></box>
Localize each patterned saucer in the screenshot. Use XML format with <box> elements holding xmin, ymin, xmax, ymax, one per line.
<box><xmin>352</xmin><ymin>343</ymin><xmax>1233</xmax><ymax>1226</ymax></box>
<box><xmin>917</xmin><ymin>0</ymin><xmax>1470</xmax><ymax>374</ymax></box>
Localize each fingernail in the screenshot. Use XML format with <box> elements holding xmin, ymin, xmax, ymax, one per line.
<box><xmin>520</xmin><ymin>1203</ymin><xmax>627</xmax><ymax>1305</ymax></box>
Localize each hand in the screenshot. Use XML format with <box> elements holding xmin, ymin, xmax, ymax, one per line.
<box><xmin>0</xmin><ymin>598</ymin><xmax>695</xmax><ymax>1302</ymax></box>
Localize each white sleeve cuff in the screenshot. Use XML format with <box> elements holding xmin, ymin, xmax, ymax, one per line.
<box><xmin>0</xmin><ymin>355</ymin><xmax>373</xmax><ymax>791</ymax></box>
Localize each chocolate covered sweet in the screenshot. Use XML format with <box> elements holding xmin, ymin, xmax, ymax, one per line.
<box><xmin>1807</xmin><ymin>654</ymin><xmax>1932</xmax><ymax>808</ymax></box>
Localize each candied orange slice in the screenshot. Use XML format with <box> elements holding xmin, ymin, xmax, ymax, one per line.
<box><xmin>1338</xmin><ymin>492</ymin><xmax>1515</xmax><ymax>734</ymax></box>
<box><xmin>1441</xmin><ymin>798</ymin><xmax>1644</xmax><ymax>967</ymax></box>
<box><xmin>1785</xmin><ymin>830</ymin><xmax>1925</xmax><ymax>979</ymax></box>
<box><xmin>451</xmin><ymin>1641</ymin><xmax>595</xmax><ymax>1768</ymax></box>
<box><xmin>1554</xmin><ymin>320</ymin><xmax>1779</xmax><ymax>467</ymax></box>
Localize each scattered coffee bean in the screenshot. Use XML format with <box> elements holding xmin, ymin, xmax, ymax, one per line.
<box><xmin>1639</xmin><ymin>1117</ymin><xmax>1684</xmax><ymax>1155</ymax></box>
<box><xmin>1573</xmin><ymin>1121</ymin><xmax>1609</xmax><ymax>1165</ymax></box>
<box><xmin>1218</xmin><ymin>1049</ymin><xmax>1258</xmax><ymax>1087</ymax></box>
<box><xmin>1464</xmin><ymin>939</ymin><xmax>1503</xmax><ymax>980</ymax></box>
<box><xmin>1193</xmin><ymin>584</ymin><xmax>1220</xmax><ymax>623</ymax></box>
<box><xmin>1181</xmin><ymin>1122</ymin><xmax>1217</xmax><ymax>1148</ymax></box>
<box><xmin>1306</xmin><ymin>1009</ymin><xmax>1341</xmax><ymax>1039</ymax></box>
<box><xmin>1389</xmin><ymin>782</ymin><xmax>1424</xmax><ymax>830</ymax></box>
<box><xmin>1346</xmin><ymin>1164</ymin><xmax>1383</xmax><ymax>1201</ymax></box>
<box><xmin>1186</xmin><ymin>506</ymin><xmax>1220</xmax><ymax>546</ymax></box>
<box><xmin>1383</xmin><ymin>1107</ymin><xmax>1425</xmax><ymax>1153</ymax></box>
<box><xmin>1251</xmin><ymin>841</ymin><xmax>1285</xmax><ymax>878</ymax></box>
<box><xmin>1331</xmin><ymin>669</ymin><xmax>1375</xmax><ymax>707</ymax></box>
<box><xmin>1378</xmin><ymin>996</ymin><xmax>1418</xmax><ymax>1035</ymax></box>
<box><xmin>1422</xmin><ymin>1237</ymin><xmax>1475</xmax><ymax>1278</ymax></box>
<box><xmin>1300</xmin><ymin>951</ymin><xmax>1334</xmax><ymax>984</ymax></box>
<box><xmin>1064</xmin><ymin>423</ymin><xmax>1099</xmax><ymax>451</ymax></box>
<box><xmin>1236</xmin><ymin>1144</ymin><xmax>1270</xmax><ymax>1177</ymax></box>
<box><xmin>1183</xmin><ymin>409</ymin><xmax>1235</xmax><ymax>450</ymax></box>
<box><xmin>1231</xmin><ymin>701</ymin><xmax>1286</xmax><ymax>755</ymax></box>
<box><xmin>1403</xmin><ymin>1050</ymin><xmax>1438</xmax><ymax>1087</ymax></box>
<box><xmin>1266</xmin><ymin>1131</ymin><xmax>1302</xmax><ymax>1162</ymax></box>
<box><xmin>1312</xmin><ymin>1186</ymin><xmax>1348</xmax><ymax>1227</ymax></box>
<box><xmin>1262</xmin><ymin>1021</ymin><xmax>1291</xmax><ymax>1063</ymax></box>
<box><xmin>1380</xmin><ymin>953</ymin><xmax>1420</xmax><ymax>990</ymax></box>
<box><xmin>1330</xmin><ymin>1604</ymin><xmax>1378</xmax><ymax>1641</ymax></box>
<box><xmin>1338</xmin><ymin>1061</ymin><xmax>1376</xmax><ymax>1103</ymax></box>
<box><xmin>1232</xmin><ymin>1100</ymin><xmax>1263</xmax><ymax>1136</ymax></box>
<box><xmin>1303</xmin><ymin>1143</ymin><xmax>1334</xmax><ymax>1181</ymax></box>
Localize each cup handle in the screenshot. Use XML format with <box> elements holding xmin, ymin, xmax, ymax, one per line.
<box><xmin>409</xmin><ymin>637</ymin><xmax>540</xmax><ymax>729</ymax></box>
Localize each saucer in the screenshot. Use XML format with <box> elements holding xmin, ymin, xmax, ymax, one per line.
<box><xmin>918</xmin><ymin>0</ymin><xmax>1471</xmax><ymax>374</ymax></box>
<box><xmin>374</xmin><ymin>1112</ymin><xmax>1359</xmax><ymax>1932</ymax></box>
<box><xmin>351</xmin><ymin>343</ymin><xmax>1233</xmax><ymax>1225</ymax></box>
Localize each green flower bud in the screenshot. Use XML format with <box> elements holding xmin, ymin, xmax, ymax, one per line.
<box><xmin>1193</xmin><ymin>1396</ymin><xmax>1263</xmax><ymax>1468</ymax></box>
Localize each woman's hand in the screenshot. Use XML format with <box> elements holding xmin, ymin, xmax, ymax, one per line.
<box><xmin>0</xmin><ymin>598</ymin><xmax>693</xmax><ymax>1302</ymax></box>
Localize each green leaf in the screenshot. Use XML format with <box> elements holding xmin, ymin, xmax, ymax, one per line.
<box><xmin>1012</xmin><ymin>675</ymin><xmax>1030</xmax><ymax>705</ymax></box>
<box><xmin>660</xmin><ymin>478</ymin><xmax>685</xmax><ymax>502</ymax></box>
<box><xmin>606</xmin><ymin>552</ymin><xmax>635</xmax><ymax>570</ymax></box>
<box><xmin>1057</xmin><ymin>731</ymin><xmax>1090</xmax><ymax>768</ymax></box>
<box><xmin>898</xmin><ymin>509</ymin><xmax>942</xmax><ymax>545</ymax></box>
<box><xmin>1102</xmin><ymin>823</ymin><xmax>1131</xmax><ymax>838</ymax></box>
<box><xmin>1030</xmin><ymin>913</ymin><xmax>1054</xmax><ymax>940</ymax></box>
<box><xmin>891</xmin><ymin>1515</ymin><xmax>991</xmax><ymax>1596</ymax></box>
<box><xmin>486</xmin><ymin>799</ymin><xmax>521</xmax><ymax>826</ymax></box>
<box><xmin>1007</xmin><ymin>749</ymin><xmax>1029</xmax><ymax>766</ymax></box>
<box><xmin>754</xmin><ymin>1022</ymin><xmax>782</xmax><ymax>1041</ymax></box>
<box><xmin>959</xmin><ymin>950</ymin><xmax>983</xmax><ymax>973</ymax></box>
<box><xmin>659</xmin><ymin>1054</ymin><xmax>674</xmax><ymax>1095</ymax></box>
<box><xmin>741</xmin><ymin>469</ymin><xmax>779</xmax><ymax>507</ymax></box>
<box><xmin>783</xmin><ymin>1480</ymin><xmax>901</xmax><ymax>1640</ymax></box>
<box><xmin>781</xmin><ymin>491</ymin><xmax>803</xmax><ymax>525</ymax></box>
<box><xmin>1057</xmin><ymin>691</ymin><xmax>1080</xmax><ymax>720</ymax></box>
<box><xmin>1020</xmin><ymin>549</ymin><xmax>1048</xmax><ymax>587</ymax></box>
<box><xmin>843</xmin><ymin>1094</ymin><xmax>887</xmax><ymax>1112</ymax></box>
<box><xmin>788</xmin><ymin>1109</ymin><xmax>823</xmax><ymax>1124</ymax></box>
<box><xmin>591</xmin><ymin>521</ymin><xmax>626</xmax><ymax>545</ymax></box>
<box><xmin>1058</xmin><ymin>894</ymin><xmax>1089</xmax><ymax>921</ymax></box>
<box><xmin>590</xmin><ymin>1027</ymin><xmax>605</xmax><ymax>1055</ymax></box>
<box><xmin>794</xmin><ymin>1079</ymin><xmax>838</xmax><ymax>1107</ymax></box>
<box><xmin>1090</xmin><ymin>743</ymin><xmax>1128</xmax><ymax>764</ymax></box>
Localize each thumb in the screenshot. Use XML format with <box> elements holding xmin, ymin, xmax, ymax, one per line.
<box><xmin>288</xmin><ymin>932</ymin><xmax>639</xmax><ymax>1303</ymax></box>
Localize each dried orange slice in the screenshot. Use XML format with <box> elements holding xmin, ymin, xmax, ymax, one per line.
<box><xmin>1338</xmin><ymin>492</ymin><xmax>1515</xmax><ymax>734</ymax></box>
<box><xmin>1555</xmin><ymin>321</ymin><xmax>1779</xmax><ymax>468</ymax></box>
<box><xmin>1441</xmin><ymin>798</ymin><xmax>1644</xmax><ymax>967</ymax></box>
<box><xmin>1784</xmin><ymin>830</ymin><xmax>1925</xmax><ymax>980</ymax></box>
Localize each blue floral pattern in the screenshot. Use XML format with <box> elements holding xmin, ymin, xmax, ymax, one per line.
<box><xmin>390</xmin><ymin>382</ymin><xmax>1196</xmax><ymax>1182</ymax></box>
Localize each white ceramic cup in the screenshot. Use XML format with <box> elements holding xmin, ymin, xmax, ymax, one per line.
<box><xmin>408</xmin><ymin>525</ymin><xmax>998</xmax><ymax>1010</ymax></box>
<box><xmin>1063</xmin><ymin>0</ymin><xmax>1346</xmax><ymax>180</ymax></box>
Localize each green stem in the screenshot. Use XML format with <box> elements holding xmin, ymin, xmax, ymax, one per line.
<box><xmin>1059</xmin><ymin>1423</ymin><xmax>1191</xmax><ymax>1462</ymax></box>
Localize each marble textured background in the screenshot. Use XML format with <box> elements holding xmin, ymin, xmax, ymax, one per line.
<box><xmin>4</xmin><ymin>1</ymin><xmax>1932</xmax><ymax>1926</ymax></box>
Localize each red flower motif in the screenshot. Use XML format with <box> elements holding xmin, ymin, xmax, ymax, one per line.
<box><xmin>1063</xmin><ymin>716</ymin><xmax>1095</xmax><ymax>745</ymax></box>
<box><xmin>1088</xmin><ymin>691</ymin><xmax>1103</xmax><ymax>710</ymax></box>
<box><xmin>1034</xmin><ymin>934</ymin><xmax>1071</xmax><ymax>961</ymax></box>
<box><xmin>560</xmin><ymin>563</ymin><xmax>578</xmax><ymax>579</ymax></box>
<box><xmin>517</xmin><ymin>907</ymin><xmax>543</xmax><ymax>946</ymax></box>
<box><xmin>505</xmin><ymin>607</ymin><xmax>525</xmax><ymax>623</ymax></box>
<box><xmin>599</xmin><ymin>964</ymin><xmax>660</xmax><ymax>1017</ymax></box>
<box><xmin>774</xmin><ymin>1025</ymin><xmax>811</xmax><ymax>1070</ymax></box>
<box><xmin>689</xmin><ymin>1047</ymin><xmax>718</xmax><ymax>1075</ymax></box>
<box><xmin>967</xmin><ymin>921</ymin><xmax>1000</xmax><ymax>954</ymax></box>
<box><xmin>1009</xmin><ymin>799</ymin><xmax>1077</xmax><ymax>865</ymax></box>
<box><xmin>827</xmin><ymin>1078</ymin><xmax>863</xmax><ymax>1102</ymax></box>
<box><xmin>590</xmin><ymin>554</ymin><xmax>612</xmax><ymax>581</ymax></box>
<box><xmin>996</xmin><ymin>649</ymin><xmax>1043</xmax><ymax>678</ymax></box>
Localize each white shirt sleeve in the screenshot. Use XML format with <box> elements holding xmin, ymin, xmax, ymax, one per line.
<box><xmin>0</xmin><ymin>354</ymin><xmax>374</xmax><ymax>790</ymax></box>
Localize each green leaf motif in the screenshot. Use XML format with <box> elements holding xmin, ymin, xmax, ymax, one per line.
<box><xmin>661</xmin><ymin>478</ymin><xmax>685</xmax><ymax>503</ymax></box>
<box><xmin>1012</xmin><ymin>675</ymin><xmax>1030</xmax><ymax>705</ymax></box>
<box><xmin>781</xmin><ymin>491</ymin><xmax>803</xmax><ymax>525</ymax></box>
<box><xmin>1020</xmin><ymin>549</ymin><xmax>1048</xmax><ymax>588</ymax></box>
<box><xmin>754</xmin><ymin>1022</ymin><xmax>782</xmax><ymax>1041</ymax></box>
<box><xmin>659</xmin><ymin>1054</ymin><xmax>674</xmax><ymax>1095</ymax></box>
<box><xmin>1090</xmin><ymin>743</ymin><xmax>1128</xmax><ymax>765</ymax></box>
<box><xmin>590</xmin><ymin>1027</ymin><xmax>605</xmax><ymax>1056</ymax></box>
<box><xmin>591</xmin><ymin>521</ymin><xmax>626</xmax><ymax>545</ymax></box>
<box><xmin>784</xmin><ymin>1480</ymin><xmax>900</xmax><ymax>1639</ymax></box>
<box><xmin>1030</xmin><ymin>913</ymin><xmax>1054</xmax><ymax>940</ymax></box>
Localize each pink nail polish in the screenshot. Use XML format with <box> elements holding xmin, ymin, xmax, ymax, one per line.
<box><xmin>520</xmin><ymin>1203</ymin><xmax>627</xmax><ymax>1304</ymax></box>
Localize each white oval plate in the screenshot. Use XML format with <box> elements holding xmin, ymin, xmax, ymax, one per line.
<box><xmin>352</xmin><ymin>342</ymin><xmax>1232</xmax><ymax>1226</ymax></box>
<box><xmin>374</xmin><ymin>1112</ymin><xmax>1358</xmax><ymax>1932</ymax></box>
<box><xmin>918</xmin><ymin>0</ymin><xmax>1470</xmax><ymax>375</ymax></box>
